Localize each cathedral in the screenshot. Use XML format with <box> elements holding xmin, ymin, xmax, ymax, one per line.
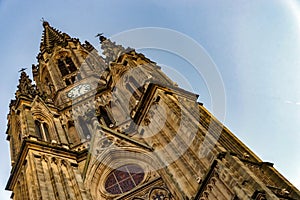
<box><xmin>4</xmin><ymin>22</ymin><xmax>300</xmax><ymax>200</ymax></box>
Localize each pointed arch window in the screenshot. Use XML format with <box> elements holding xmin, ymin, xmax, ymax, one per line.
<box><xmin>65</xmin><ymin>57</ymin><xmax>77</xmax><ymax>72</ymax></box>
<box><xmin>126</xmin><ymin>76</ymin><xmax>143</xmax><ymax>104</ymax></box>
<box><xmin>97</xmin><ymin>106</ymin><xmax>114</xmax><ymax>127</ymax></box>
<box><xmin>43</xmin><ymin>123</ymin><xmax>51</xmax><ymax>141</ymax></box>
<box><xmin>129</xmin><ymin>76</ymin><xmax>143</xmax><ymax>93</ymax></box>
<box><xmin>58</xmin><ymin>59</ymin><xmax>69</xmax><ymax>76</ymax></box>
<box><xmin>35</xmin><ymin>120</ymin><xmax>51</xmax><ymax>141</ymax></box>
<box><xmin>57</xmin><ymin>57</ymin><xmax>77</xmax><ymax>76</ymax></box>
<box><xmin>35</xmin><ymin>121</ymin><xmax>43</xmax><ymax>139</ymax></box>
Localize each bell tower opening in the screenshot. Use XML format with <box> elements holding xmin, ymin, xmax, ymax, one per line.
<box><xmin>57</xmin><ymin>56</ymin><xmax>77</xmax><ymax>76</ymax></box>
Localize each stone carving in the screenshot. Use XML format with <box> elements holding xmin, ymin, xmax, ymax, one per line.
<box><xmin>6</xmin><ymin>22</ymin><xmax>300</xmax><ymax>200</ymax></box>
<box><xmin>149</xmin><ymin>187</ymin><xmax>171</xmax><ymax>200</ymax></box>
<box><xmin>131</xmin><ymin>186</ymin><xmax>172</xmax><ymax>200</ymax></box>
<box><xmin>83</xmin><ymin>40</ymin><xmax>95</xmax><ymax>52</ymax></box>
<box><xmin>98</xmin><ymin>35</ymin><xmax>131</xmax><ymax>64</ymax></box>
<box><xmin>15</xmin><ymin>72</ymin><xmax>37</xmax><ymax>98</ymax></box>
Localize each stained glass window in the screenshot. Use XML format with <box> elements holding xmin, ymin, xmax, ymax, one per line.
<box><xmin>105</xmin><ymin>164</ymin><xmax>144</xmax><ymax>194</ymax></box>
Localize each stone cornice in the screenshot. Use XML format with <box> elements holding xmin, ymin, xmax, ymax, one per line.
<box><xmin>5</xmin><ymin>138</ymin><xmax>87</xmax><ymax>190</ymax></box>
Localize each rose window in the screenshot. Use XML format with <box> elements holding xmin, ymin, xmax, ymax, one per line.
<box><xmin>105</xmin><ymin>164</ymin><xmax>144</xmax><ymax>194</ymax></box>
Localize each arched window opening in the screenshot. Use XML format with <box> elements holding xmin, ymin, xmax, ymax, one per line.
<box><xmin>78</xmin><ymin>117</ymin><xmax>90</xmax><ymax>139</ymax></box>
<box><xmin>58</xmin><ymin>59</ymin><xmax>68</xmax><ymax>76</ymax></box>
<box><xmin>105</xmin><ymin>164</ymin><xmax>144</xmax><ymax>194</ymax></box>
<box><xmin>65</xmin><ymin>57</ymin><xmax>77</xmax><ymax>72</ymax></box>
<box><xmin>126</xmin><ymin>83</ymin><xmax>139</xmax><ymax>111</ymax></box>
<box><xmin>126</xmin><ymin>83</ymin><xmax>139</xmax><ymax>99</ymax></box>
<box><xmin>34</xmin><ymin>120</ymin><xmax>51</xmax><ymax>142</ymax></box>
<box><xmin>57</xmin><ymin>57</ymin><xmax>77</xmax><ymax>77</ymax></box>
<box><xmin>35</xmin><ymin>120</ymin><xmax>42</xmax><ymax>139</ymax></box>
<box><xmin>126</xmin><ymin>82</ymin><xmax>134</xmax><ymax>94</ymax></box>
<box><xmin>98</xmin><ymin>107</ymin><xmax>114</xmax><ymax>127</ymax></box>
<box><xmin>43</xmin><ymin>123</ymin><xmax>51</xmax><ymax>141</ymax></box>
<box><xmin>129</xmin><ymin>76</ymin><xmax>143</xmax><ymax>93</ymax></box>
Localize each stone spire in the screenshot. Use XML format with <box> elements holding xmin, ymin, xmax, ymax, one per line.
<box><xmin>15</xmin><ymin>72</ymin><xmax>37</xmax><ymax>98</ymax></box>
<box><xmin>98</xmin><ymin>34</ymin><xmax>132</xmax><ymax>63</ymax></box>
<box><xmin>40</xmin><ymin>21</ymin><xmax>70</xmax><ymax>53</ymax></box>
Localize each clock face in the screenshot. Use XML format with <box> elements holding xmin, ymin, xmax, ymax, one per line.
<box><xmin>67</xmin><ymin>84</ymin><xmax>91</xmax><ymax>98</ymax></box>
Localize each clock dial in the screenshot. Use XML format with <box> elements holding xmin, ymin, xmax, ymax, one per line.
<box><xmin>67</xmin><ymin>84</ymin><xmax>91</xmax><ymax>98</ymax></box>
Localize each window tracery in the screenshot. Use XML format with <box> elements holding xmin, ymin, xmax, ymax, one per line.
<box><xmin>105</xmin><ymin>164</ymin><xmax>144</xmax><ymax>194</ymax></box>
<box><xmin>149</xmin><ymin>188</ymin><xmax>170</xmax><ymax>200</ymax></box>
<box><xmin>34</xmin><ymin>120</ymin><xmax>51</xmax><ymax>141</ymax></box>
<box><xmin>57</xmin><ymin>57</ymin><xmax>77</xmax><ymax>77</ymax></box>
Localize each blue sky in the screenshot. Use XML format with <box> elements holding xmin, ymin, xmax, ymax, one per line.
<box><xmin>1</xmin><ymin>0</ymin><xmax>300</xmax><ymax>198</ymax></box>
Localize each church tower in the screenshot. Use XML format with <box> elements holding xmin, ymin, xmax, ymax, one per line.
<box><xmin>5</xmin><ymin>22</ymin><xmax>300</xmax><ymax>200</ymax></box>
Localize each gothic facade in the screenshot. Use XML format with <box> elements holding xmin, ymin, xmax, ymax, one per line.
<box><xmin>5</xmin><ymin>22</ymin><xmax>300</xmax><ymax>200</ymax></box>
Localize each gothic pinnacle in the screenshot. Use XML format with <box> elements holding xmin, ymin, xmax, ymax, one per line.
<box><xmin>98</xmin><ymin>34</ymin><xmax>130</xmax><ymax>63</ymax></box>
<box><xmin>15</xmin><ymin>71</ymin><xmax>36</xmax><ymax>98</ymax></box>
